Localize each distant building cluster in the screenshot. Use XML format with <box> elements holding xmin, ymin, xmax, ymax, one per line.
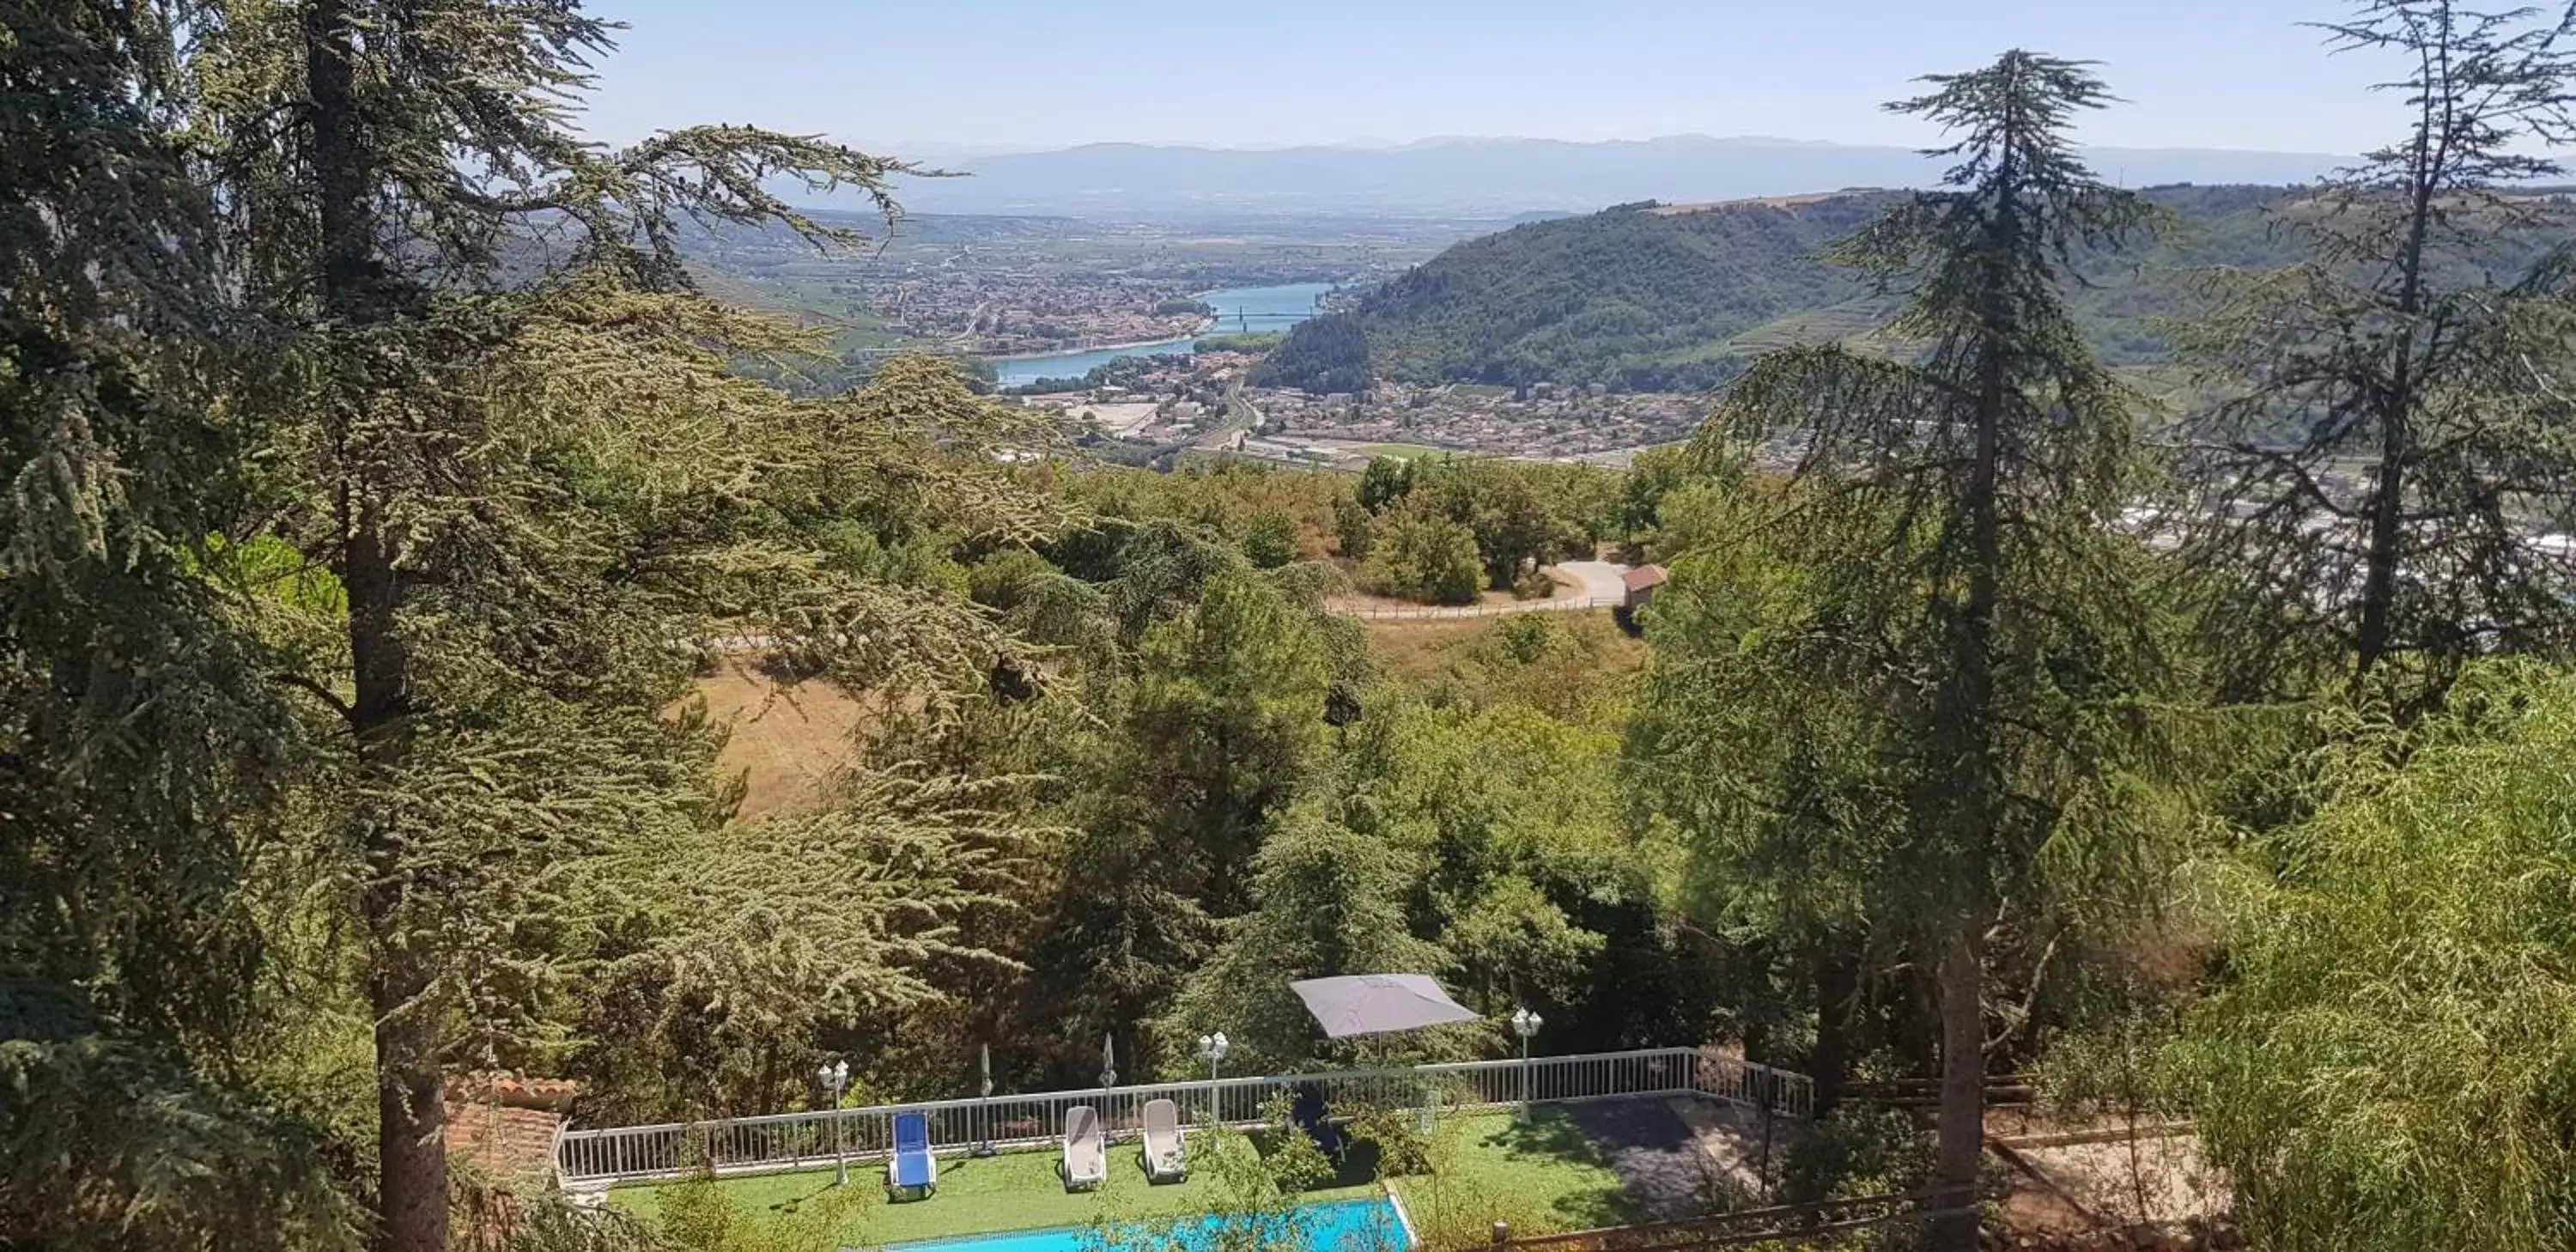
<box><xmin>1246</xmin><ymin>382</ymin><xmax>1707</xmax><ymax>459</ymax></box>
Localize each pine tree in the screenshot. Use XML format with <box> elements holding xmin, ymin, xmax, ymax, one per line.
<box><xmin>161</xmin><ymin>3</ymin><xmax>1054</xmax><ymax>1247</ymax></box>
<box><xmin>2184</xmin><ymin>0</ymin><xmax>2576</xmax><ymax>714</ymax></box>
<box><xmin>1</xmin><ymin>2</ymin><xmax>359</xmax><ymax>1243</ymax></box>
<box><xmin>1676</xmin><ymin>52</ymin><xmax>2183</xmax><ymax>1247</ymax></box>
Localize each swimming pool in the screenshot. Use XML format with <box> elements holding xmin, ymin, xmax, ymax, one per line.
<box><xmin>887</xmin><ymin>1195</ymin><xmax>1407</xmax><ymax>1252</ymax></box>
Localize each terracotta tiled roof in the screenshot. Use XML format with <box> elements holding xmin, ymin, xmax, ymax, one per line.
<box><xmin>448</xmin><ymin>1073</ymin><xmax>580</xmax><ymax>1110</ymax></box>
<box><xmin>445</xmin><ymin>1074</ymin><xmax>578</xmax><ymax>1184</ymax></box>
<box><xmin>1621</xmin><ymin>565</ymin><xmax>1669</xmax><ymax>593</ymax></box>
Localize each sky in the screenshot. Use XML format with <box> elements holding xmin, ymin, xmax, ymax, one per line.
<box><xmin>582</xmin><ymin>0</ymin><xmax>2415</xmax><ymax>158</ymax></box>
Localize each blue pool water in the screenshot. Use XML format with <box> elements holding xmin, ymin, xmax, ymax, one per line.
<box><xmin>889</xmin><ymin>1195</ymin><xmax>1406</xmax><ymax>1252</ymax></box>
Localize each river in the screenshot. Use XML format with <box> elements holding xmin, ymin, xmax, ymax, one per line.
<box><xmin>988</xmin><ymin>282</ymin><xmax>1331</xmax><ymax>388</ymax></box>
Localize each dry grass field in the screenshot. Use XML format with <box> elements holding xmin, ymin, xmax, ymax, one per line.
<box><xmin>690</xmin><ymin>659</ymin><xmax>872</xmax><ymax>818</ymax></box>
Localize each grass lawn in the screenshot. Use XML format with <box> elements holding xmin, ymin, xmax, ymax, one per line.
<box><xmin>1391</xmin><ymin>1109</ymin><xmax>1634</xmax><ymax>1244</ymax></box>
<box><xmin>608</xmin><ymin>1109</ymin><xmax>1633</xmax><ymax>1249</ymax></box>
<box><xmin>610</xmin><ymin>1134</ymin><xmax>1382</xmax><ymax>1247</ymax></box>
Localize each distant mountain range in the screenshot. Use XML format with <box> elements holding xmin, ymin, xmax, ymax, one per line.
<box><xmin>875</xmin><ymin>136</ymin><xmax>2349</xmax><ymax>220</ymax></box>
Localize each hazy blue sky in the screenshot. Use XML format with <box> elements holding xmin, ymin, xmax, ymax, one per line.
<box><xmin>583</xmin><ymin>0</ymin><xmax>2412</xmax><ymax>156</ymax></box>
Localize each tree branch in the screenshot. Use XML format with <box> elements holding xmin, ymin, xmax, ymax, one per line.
<box><xmin>269</xmin><ymin>672</ymin><xmax>355</xmax><ymax>724</ymax></box>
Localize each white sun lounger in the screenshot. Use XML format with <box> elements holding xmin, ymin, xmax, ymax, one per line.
<box><xmin>1140</xmin><ymin>1097</ymin><xmax>1187</xmax><ymax>1182</ymax></box>
<box><xmin>1061</xmin><ymin>1104</ymin><xmax>1106</xmax><ymax>1191</ymax></box>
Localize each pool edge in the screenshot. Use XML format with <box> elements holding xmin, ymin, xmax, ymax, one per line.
<box><xmin>1384</xmin><ymin>1185</ymin><xmax>1419</xmax><ymax>1250</ymax></box>
<box><xmin>878</xmin><ymin>1192</ymin><xmax>1401</xmax><ymax>1252</ymax></box>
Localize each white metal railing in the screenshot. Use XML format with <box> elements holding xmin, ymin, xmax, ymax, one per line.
<box><xmin>1328</xmin><ymin>596</ymin><xmax>1623</xmax><ymax>622</ymax></box>
<box><xmin>555</xmin><ymin>1046</ymin><xmax>1811</xmax><ymax>1187</ymax></box>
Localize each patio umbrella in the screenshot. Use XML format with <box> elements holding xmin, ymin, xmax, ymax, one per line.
<box><xmin>1290</xmin><ymin>974</ymin><xmax>1480</xmax><ymax>1039</ymax></box>
<box><xmin>1099</xmin><ymin>1034</ymin><xmax>1117</xmax><ymax>1088</ymax></box>
<box><xmin>980</xmin><ymin>1042</ymin><xmax>993</xmax><ymax>1098</ymax></box>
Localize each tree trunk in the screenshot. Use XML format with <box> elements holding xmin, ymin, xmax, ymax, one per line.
<box><xmin>2355</xmin><ymin>130</ymin><xmax>2439</xmax><ymax>684</ymax></box>
<box><xmin>373</xmin><ymin>970</ymin><xmax>447</xmax><ymax>1252</ymax></box>
<box><xmin>1919</xmin><ymin>84</ymin><xmax>2016</xmax><ymax>1252</ymax></box>
<box><xmin>2354</xmin><ymin>400</ymin><xmax>2408</xmax><ymax>681</ymax></box>
<box><xmin>1929</xmin><ymin>922</ymin><xmax>1985</xmax><ymax>1251</ymax></box>
<box><xmin>304</xmin><ymin>2</ymin><xmax>443</xmax><ymax>1248</ymax></box>
<box><xmin>1808</xmin><ymin>941</ymin><xmax>1858</xmax><ymax>1121</ymax></box>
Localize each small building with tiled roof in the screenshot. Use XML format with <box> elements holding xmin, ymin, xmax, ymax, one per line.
<box><xmin>446</xmin><ymin>1073</ymin><xmax>578</xmax><ymax>1187</ymax></box>
<box><xmin>1620</xmin><ymin>564</ymin><xmax>1669</xmax><ymax>608</ymax></box>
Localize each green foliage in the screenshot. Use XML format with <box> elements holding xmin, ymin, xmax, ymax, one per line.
<box><xmin>1442</xmin><ymin>877</ymin><xmax>1607</xmax><ymax>1015</ymax></box>
<box><xmin>1251</xmin><ymin>1094</ymin><xmax>1340</xmax><ymax>1194</ymax></box>
<box><xmin>1024</xmin><ymin>565</ymin><xmax>1339</xmax><ymax>1074</ymax></box>
<box><xmin>1332</xmin><ymin>494</ymin><xmax>1375</xmax><ymax>559</ymax></box>
<box><xmin>1458</xmin><ymin>465</ymin><xmax>1580</xmax><ymax>589</ymax></box>
<box><xmin>32</xmin><ymin>5</ymin><xmax>2576</xmax><ymax>1246</ymax></box>
<box><xmin>1344</xmin><ymin>1106</ymin><xmax>1432</xmax><ymax>1179</ymax></box>
<box><xmin>3</xmin><ymin>3</ymin><xmax>1079</xmax><ymax>1244</ymax></box>
<box><xmin>1124</xmin><ymin>572</ymin><xmax>1334</xmax><ymax>859</ymax></box>
<box><xmin>1486</xmin><ymin>615</ymin><xmax>1572</xmax><ymax>666</ymax></box>
<box><xmin>1265</xmin><ymin>559</ymin><xmax>1358</xmax><ymax>612</ymax></box>
<box><xmin>453</xmin><ymin>1176</ymin><xmax>668</xmax><ymax>1252</ymax></box>
<box><xmin>1158</xmin><ymin>811</ymin><xmax>1449</xmax><ymax>1073</ymax></box>
<box><xmin>1338</xmin><ymin>697</ymin><xmax>1695</xmax><ymax>1050</ymax></box>
<box><xmin>1356</xmin><ymin>457</ymin><xmax>1416</xmax><ymax>513</ymax></box>
<box><xmin>1196</xmin><ymin>331</ymin><xmax>1288</xmax><ymax>355</ymax></box>
<box><xmin>1363</xmin><ymin>500</ymin><xmax>1483</xmax><ymax>605</ymax></box>
<box><xmin>1777</xmin><ymin>1105</ymin><xmax>1935</xmax><ymax>1204</ymax></box>
<box><xmin>1240</xmin><ymin>511</ymin><xmax>1301</xmax><ymax>569</ymax></box>
<box><xmin>2176</xmin><ymin>669</ymin><xmax>2576</xmax><ymax>1252</ymax></box>
<box><xmin>0</xmin><ymin>984</ymin><xmax>361</xmax><ymax>1250</ymax></box>
<box><xmin>0</xmin><ymin>3</ymin><xmax>362</xmax><ymax>1243</ymax></box>
<box><xmin>1254</xmin><ymin>313</ymin><xmax>1371</xmax><ymax>393</ymax></box>
<box><xmin>1268</xmin><ymin>197</ymin><xmax>1886</xmax><ymax>392</ymax></box>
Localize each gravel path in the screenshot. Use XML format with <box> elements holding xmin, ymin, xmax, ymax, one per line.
<box><xmin>1552</xmin><ymin>560</ymin><xmax>1631</xmax><ymax>603</ymax></box>
<box><xmin>1326</xmin><ymin>562</ymin><xmax>1631</xmax><ymax>621</ymax></box>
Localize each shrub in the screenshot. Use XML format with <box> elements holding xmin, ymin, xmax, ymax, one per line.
<box><xmin>1345</xmin><ymin>1107</ymin><xmax>1431</xmax><ymax>1179</ymax></box>
<box><xmin>1241</xmin><ymin>512</ymin><xmax>1299</xmax><ymax>569</ymax></box>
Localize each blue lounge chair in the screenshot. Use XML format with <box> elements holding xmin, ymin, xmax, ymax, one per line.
<box><xmin>886</xmin><ymin>1110</ymin><xmax>937</xmax><ymax>1197</ymax></box>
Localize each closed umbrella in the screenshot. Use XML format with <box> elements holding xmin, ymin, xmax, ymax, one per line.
<box><xmin>974</xmin><ymin>1043</ymin><xmax>997</xmax><ymax>1157</ymax></box>
<box><xmin>1099</xmin><ymin>1034</ymin><xmax>1117</xmax><ymax>1089</ymax></box>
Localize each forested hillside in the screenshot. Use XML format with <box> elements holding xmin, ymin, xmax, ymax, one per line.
<box><xmin>1261</xmin><ymin>184</ymin><xmax>2348</xmax><ymax>392</ymax></box>
<box><xmin>21</xmin><ymin>4</ymin><xmax>2576</xmax><ymax>1252</ymax></box>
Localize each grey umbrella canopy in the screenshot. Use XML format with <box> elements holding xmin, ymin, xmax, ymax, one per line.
<box><xmin>1290</xmin><ymin>974</ymin><xmax>1481</xmax><ymax>1039</ymax></box>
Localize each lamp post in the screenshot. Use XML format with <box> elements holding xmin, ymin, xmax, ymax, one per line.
<box><xmin>1510</xmin><ymin>1008</ymin><xmax>1542</xmax><ymax>1125</ymax></box>
<box><xmin>1197</xmin><ymin>1031</ymin><xmax>1230</xmax><ymax>1124</ymax></box>
<box><xmin>817</xmin><ymin>1060</ymin><xmax>851</xmax><ymax>1185</ymax></box>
